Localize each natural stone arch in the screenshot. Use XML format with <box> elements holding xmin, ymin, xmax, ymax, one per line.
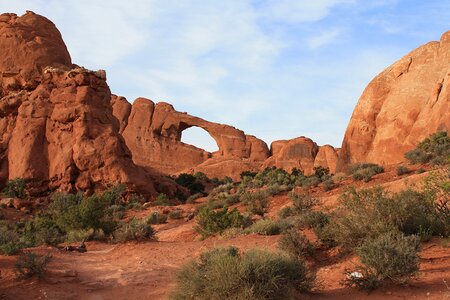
<box><xmin>180</xmin><ymin>124</ymin><xmax>220</xmax><ymax>153</ymax></box>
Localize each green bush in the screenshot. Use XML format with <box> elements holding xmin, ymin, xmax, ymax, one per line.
<box><xmin>396</xmin><ymin>165</ymin><xmax>410</xmax><ymax>176</ymax></box>
<box><xmin>113</xmin><ymin>218</ymin><xmax>155</xmax><ymax>242</ymax></box>
<box><xmin>343</xmin><ymin>231</ymin><xmax>419</xmax><ymax>291</ymax></box>
<box><xmin>246</xmin><ymin>219</ymin><xmax>292</xmax><ymax>236</ymax></box>
<box><xmin>0</xmin><ymin>221</ymin><xmax>23</xmax><ymax>255</ymax></box>
<box><xmin>289</xmin><ymin>192</ymin><xmax>319</xmax><ymax>212</ymax></box>
<box><xmin>186</xmin><ymin>193</ymin><xmax>203</xmax><ymax>204</ymax></box>
<box><xmin>405</xmin><ymin>131</ymin><xmax>450</xmax><ymax>165</ymax></box>
<box><xmin>195</xmin><ymin>207</ymin><xmax>247</xmax><ymax>238</ymax></box>
<box><xmin>3</xmin><ymin>178</ymin><xmax>26</xmax><ymax>198</ymax></box>
<box><xmin>154</xmin><ymin>193</ymin><xmax>171</xmax><ymax>206</ymax></box>
<box><xmin>295</xmin><ymin>210</ymin><xmax>330</xmax><ymax>230</ymax></box>
<box><xmin>170</xmin><ymin>246</ymin><xmax>314</xmax><ymax>300</ymax></box>
<box><xmin>278</xmin><ymin>229</ymin><xmax>315</xmax><ymax>259</ymax></box>
<box><xmin>349</xmin><ymin>163</ymin><xmax>384</xmax><ymax>182</ymax></box>
<box><xmin>175</xmin><ymin>173</ymin><xmax>205</xmax><ymax>194</ymax></box>
<box><xmin>14</xmin><ymin>252</ymin><xmax>52</xmax><ymax>279</ymax></box>
<box><xmin>146</xmin><ymin>212</ymin><xmax>168</xmax><ymax>224</ymax></box>
<box><xmin>329</xmin><ymin>185</ymin><xmax>448</xmax><ymax>250</ymax></box>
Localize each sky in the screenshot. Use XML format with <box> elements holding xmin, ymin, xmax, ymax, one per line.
<box><xmin>0</xmin><ymin>1</ymin><xmax>449</xmax><ymax>152</ymax></box>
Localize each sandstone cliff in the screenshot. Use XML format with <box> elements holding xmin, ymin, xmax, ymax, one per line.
<box><xmin>338</xmin><ymin>31</ymin><xmax>450</xmax><ymax>170</ymax></box>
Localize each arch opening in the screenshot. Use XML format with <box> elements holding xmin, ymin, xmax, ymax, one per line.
<box><xmin>181</xmin><ymin>126</ymin><xmax>219</xmax><ymax>153</ymax></box>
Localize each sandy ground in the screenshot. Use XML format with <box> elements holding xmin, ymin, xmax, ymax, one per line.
<box><xmin>0</xmin><ymin>168</ymin><xmax>449</xmax><ymax>300</ymax></box>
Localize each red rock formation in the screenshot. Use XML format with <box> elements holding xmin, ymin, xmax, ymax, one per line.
<box><xmin>262</xmin><ymin>137</ymin><xmax>319</xmax><ymax>175</ymax></box>
<box><xmin>313</xmin><ymin>145</ymin><xmax>339</xmax><ymax>174</ymax></box>
<box><xmin>0</xmin><ymin>12</ymin><xmax>178</xmax><ymax>196</ymax></box>
<box><xmin>112</xmin><ymin>97</ymin><xmax>270</xmax><ymax>178</ymax></box>
<box><xmin>0</xmin><ymin>11</ymin><xmax>72</xmax><ymax>95</ymax></box>
<box><xmin>260</xmin><ymin>137</ymin><xmax>339</xmax><ymax>175</ymax></box>
<box><xmin>338</xmin><ymin>31</ymin><xmax>450</xmax><ymax>170</ymax></box>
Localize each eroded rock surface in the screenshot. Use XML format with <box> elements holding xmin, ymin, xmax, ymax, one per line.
<box><xmin>261</xmin><ymin>137</ymin><xmax>338</xmax><ymax>175</ymax></box>
<box><xmin>112</xmin><ymin>97</ymin><xmax>270</xmax><ymax>179</ymax></box>
<box><xmin>0</xmin><ymin>12</ymin><xmax>178</xmax><ymax>196</ymax></box>
<box><xmin>338</xmin><ymin>31</ymin><xmax>450</xmax><ymax>170</ymax></box>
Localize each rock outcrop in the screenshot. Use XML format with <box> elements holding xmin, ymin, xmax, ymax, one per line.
<box><xmin>111</xmin><ymin>97</ymin><xmax>270</xmax><ymax>179</ymax></box>
<box><xmin>0</xmin><ymin>11</ymin><xmax>72</xmax><ymax>96</ymax></box>
<box><xmin>0</xmin><ymin>12</ymin><xmax>178</xmax><ymax>196</ymax></box>
<box><xmin>261</xmin><ymin>137</ymin><xmax>339</xmax><ymax>175</ymax></box>
<box><xmin>338</xmin><ymin>31</ymin><xmax>450</xmax><ymax>170</ymax></box>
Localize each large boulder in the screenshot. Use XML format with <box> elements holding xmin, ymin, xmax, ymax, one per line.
<box><xmin>338</xmin><ymin>31</ymin><xmax>450</xmax><ymax>170</ymax></box>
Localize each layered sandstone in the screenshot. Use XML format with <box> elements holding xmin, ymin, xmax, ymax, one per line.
<box><xmin>338</xmin><ymin>31</ymin><xmax>450</xmax><ymax>170</ymax></box>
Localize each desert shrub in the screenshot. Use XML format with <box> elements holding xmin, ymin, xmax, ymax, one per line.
<box><xmin>170</xmin><ymin>246</ymin><xmax>314</xmax><ymax>300</ymax></box>
<box><xmin>3</xmin><ymin>178</ymin><xmax>26</xmax><ymax>198</ymax></box>
<box><xmin>246</xmin><ymin>219</ymin><xmax>292</xmax><ymax>236</ymax></box>
<box><xmin>240</xmin><ymin>171</ymin><xmax>257</xmax><ymax>179</ymax></box>
<box><xmin>333</xmin><ymin>172</ymin><xmax>347</xmax><ymax>183</ymax></box>
<box><xmin>207</xmin><ymin>193</ymin><xmax>240</xmax><ymax>210</ymax></box>
<box><xmin>349</xmin><ymin>163</ymin><xmax>384</xmax><ymax>182</ymax></box>
<box><xmin>246</xmin><ymin>195</ymin><xmax>269</xmax><ymax>217</ymax></box>
<box><xmin>289</xmin><ymin>191</ymin><xmax>319</xmax><ymax>212</ymax></box>
<box><xmin>240</xmin><ymin>167</ymin><xmax>297</xmax><ymax>189</ymax></box>
<box><xmin>416</xmin><ymin>168</ymin><xmax>426</xmax><ymax>174</ymax></box>
<box><xmin>405</xmin><ymin>131</ymin><xmax>450</xmax><ymax>165</ymax></box>
<box><xmin>169</xmin><ymin>210</ymin><xmax>183</xmax><ymax>220</ymax></box>
<box><xmin>186</xmin><ymin>193</ymin><xmax>203</xmax><ymax>204</ymax></box>
<box><xmin>313</xmin><ymin>166</ymin><xmax>330</xmax><ymax>181</ymax></box>
<box><xmin>146</xmin><ymin>212</ymin><xmax>168</xmax><ymax>224</ymax></box>
<box><xmin>300</xmin><ymin>176</ymin><xmax>321</xmax><ymax>189</ymax></box>
<box><xmin>22</xmin><ymin>215</ymin><xmax>64</xmax><ymax>246</ymax></box>
<box><xmin>154</xmin><ymin>193</ymin><xmax>171</xmax><ymax>206</ymax></box>
<box><xmin>175</xmin><ymin>173</ymin><xmax>205</xmax><ymax>194</ymax></box>
<box><xmin>343</xmin><ymin>231</ymin><xmax>419</xmax><ymax>291</ymax></box>
<box><xmin>278</xmin><ymin>229</ymin><xmax>315</xmax><ymax>259</ymax></box>
<box><xmin>330</xmin><ymin>187</ymin><xmax>395</xmax><ymax>249</ymax></box>
<box><xmin>329</xmin><ymin>185</ymin><xmax>448</xmax><ymax>250</ymax></box>
<box><xmin>313</xmin><ymin>223</ymin><xmax>337</xmax><ymax>248</ymax></box>
<box><xmin>278</xmin><ymin>206</ymin><xmax>297</xmax><ymax>219</ymax></box>
<box><xmin>195</xmin><ymin>207</ymin><xmax>247</xmax><ymax>238</ymax></box>
<box><xmin>78</xmin><ymin>195</ymin><xmax>117</xmax><ymax>234</ymax></box>
<box><xmin>113</xmin><ymin>218</ymin><xmax>155</xmax><ymax>242</ymax></box>
<box><xmin>322</xmin><ymin>178</ymin><xmax>336</xmax><ymax>191</ymax></box>
<box><xmin>14</xmin><ymin>252</ymin><xmax>52</xmax><ymax>279</ymax></box>
<box><xmin>208</xmin><ymin>183</ymin><xmax>235</xmax><ymax>198</ymax></box>
<box><xmin>101</xmin><ymin>184</ymin><xmax>126</xmax><ymax>205</ymax></box>
<box><xmin>0</xmin><ymin>223</ymin><xmax>22</xmax><ymax>255</ymax></box>
<box><xmin>296</xmin><ymin>210</ymin><xmax>330</xmax><ymax>230</ymax></box>
<box><xmin>66</xmin><ymin>228</ymin><xmax>98</xmax><ymax>243</ymax></box>
<box><xmin>396</xmin><ymin>165</ymin><xmax>410</xmax><ymax>176</ymax></box>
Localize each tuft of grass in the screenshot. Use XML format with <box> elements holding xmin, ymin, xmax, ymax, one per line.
<box><xmin>342</xmin><ymin>231</ymin><xmax>419</xmax><ymax>291</ymax></box>
<box><xmin>170</xmin><ymin>246</ymin><xmax>315</xmax><ymax>300</ymax></box>
<box><xmin>14</xmin><ymin>252</ymin><xmax>52</xmax><ymax>279</ymax></box>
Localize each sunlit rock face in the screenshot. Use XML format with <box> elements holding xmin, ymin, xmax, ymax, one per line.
<box><xmin>338</xmin><ymin>31</ymin><xmax>450</xmax><ymax>170</ymax></box>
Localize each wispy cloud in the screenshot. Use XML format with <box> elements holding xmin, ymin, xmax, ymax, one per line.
<box><xmin>257</xmin><ymin>0</ymin><xmax>355</xmax><ymax>23</ymax></box>
<box><xmin>307</xmin><ymin>28</ymin><xmax>345</xmax><ymax>49</ymax></box>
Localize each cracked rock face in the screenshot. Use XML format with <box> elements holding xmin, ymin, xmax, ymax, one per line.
<box><xmin>338</xmin><ymin>31</ymin><xmax>450</xmax><ymax>170</ymax></box>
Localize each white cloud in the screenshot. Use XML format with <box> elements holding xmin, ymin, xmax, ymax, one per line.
<box><xmin>307</xmin><ymin>28</ymin><xmax>345</xmax><ymax>49</ymax></box>
<box><xmin>258</xmin><ymin>0</ymin><xmax>355</xmax><ymax>23</ymax></box>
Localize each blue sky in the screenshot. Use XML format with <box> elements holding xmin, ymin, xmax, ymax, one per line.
<box><xmin>1</xmin><ymin>1</ymin><xmax>449</xmax><ymax>151</ymax></box>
